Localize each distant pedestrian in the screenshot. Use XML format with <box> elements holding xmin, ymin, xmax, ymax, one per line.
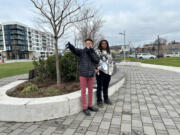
<box><xmin>0</xmin><ymin>56</ymin><xmax>4</xmax><ymax>64</ymax></box>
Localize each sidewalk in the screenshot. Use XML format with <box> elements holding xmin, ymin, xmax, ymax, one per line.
<box><xmin>4</xmin><ymin>59</ymin><xmax>33</xmax><ymax>64</ymax></box>
<box><xmin>0</xmin><ymin>74</ymin><xmax>28</xmax><ymax>87</ymax></box>
<box><xmin>0</xmin><ymin>65</ymin><xmax>179</xmax><ymax>134</ymax></box>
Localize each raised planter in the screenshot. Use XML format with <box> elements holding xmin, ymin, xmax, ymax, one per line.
<box><xmin>0</xmin><ymin>66</ymin><xmax>125</xmax><ymax>122</ymax></box>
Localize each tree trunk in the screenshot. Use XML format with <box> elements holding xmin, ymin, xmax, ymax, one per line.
<box><xmin>76</xmin><ymin>58</ymin><xmax>78</xmax><ymax>81</ymax></box>
<box><xmin>54</xmin><ymin>38</ymin><xmax>61</xmax><ymax>84</ymax></box>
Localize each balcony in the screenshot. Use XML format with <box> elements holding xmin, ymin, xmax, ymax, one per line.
<box><xmin>11</xmin><ymin>40</ymin><xmax>27</xmax><ymax>45</ymax></box>
<box><xmin>10</xmin><ymin>31</ymin><xmax>25</xmax><ymax>36</ymax></box>
<box><xmin>12</xmin><ymin>47</ymin><xmax>28</xmax><ymax>51</ymax></box>
<box><xmin>0</xmin><ymin>42</ymin><xmax>4</xmax><ymax>46</ymax></box>
<box><xmin>10</xmin><ymin>25</ymin><xmax>25</xmax><ymax>31</ymax></box>
<box><xmin>10</xmin><ymin>36</ymin><xmax>25</xmax><ymax>40</ymax></box>
<box><xmin>0</xmin><ymin>46</ymin><xmax>4</xmax><ymax>50</ymax></box>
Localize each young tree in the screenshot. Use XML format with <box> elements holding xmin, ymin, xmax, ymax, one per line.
<box><xmin>152</xmin><ymin>46</ymin><xmax>156</xmax><ymax>54</ymax></box>
<box><xmin>30</xmin><ymin>0</ymin><xmax>93</xmax><ymax>84</ymax></box>
<box><xmin>75</xmin><ymin>10</ymin><xmax>104</xmax><ymax>47</ymax></box>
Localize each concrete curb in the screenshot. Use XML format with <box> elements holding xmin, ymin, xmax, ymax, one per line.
<box><xmin>0</xmin><ymin>73</ymin><xmax>125</xmax><ymax>122</ymax></box>
<box><xmin>141</xmin><ymin>63</ymin><xmax>180</xmax><ymax>73</ymax></box>
<box><xmin>117</xmin><ymin>62</ymin><xmax>180</xmax><ymax>73</ymax></box>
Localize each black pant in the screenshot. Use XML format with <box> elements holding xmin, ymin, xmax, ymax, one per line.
<box><xmin>96</xmin><ymin>71</ymin><xmax>111</xmax><ymax>103</ymax></box>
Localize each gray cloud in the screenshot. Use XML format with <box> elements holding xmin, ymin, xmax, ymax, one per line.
<box><xmin>92</xmin><ymin>0</ymin><xmax>180</xmax><ymax>46</ymax></box>
<box><xmin>1</xmin><ymin>0</ymin><xmax>180</xmax><ymax>47</ymax></box>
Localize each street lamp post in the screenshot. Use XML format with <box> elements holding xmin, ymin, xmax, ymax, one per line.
<box><xmin>119</xmin><ymin>31</ymin><xmax>126</xmax><ymax>61</ymax></box>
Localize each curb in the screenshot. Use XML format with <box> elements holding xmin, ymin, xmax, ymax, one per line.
<box><xmin>117</xmin><ymin>62</ymin><xmax>180</xmax><ymax>73</ymax></box>
<box><xmin>0</xmin><ymin>71</ymin><xmax>125</xmax><ymax>122</ymax></box>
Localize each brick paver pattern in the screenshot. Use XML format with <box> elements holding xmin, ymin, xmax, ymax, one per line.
<box><xmin>0</xmin><ymin>65</ymin><xmax>180</xmax><ymax>135</ymax></box>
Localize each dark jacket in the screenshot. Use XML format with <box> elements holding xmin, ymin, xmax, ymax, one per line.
<box><xmin>69</xmin><ymin>45</ymin><xmax>100</xmax><ymax>77</ymax></box>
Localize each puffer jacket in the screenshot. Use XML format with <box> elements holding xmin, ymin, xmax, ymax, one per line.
<box><xmin>69</xmin><ymin>45</ymin><xmax>100</xmax><ymax>77</ymax></box>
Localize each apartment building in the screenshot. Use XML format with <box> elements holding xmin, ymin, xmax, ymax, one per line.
<box><xmin>0</xmin><ymin>22</ymin><xmax>54</xmax><ymax>60</ymax></box>
<box><xmin>165</xmin><ymin>41</ymin><xmax>180</xmax><ymax>54</ymax></box>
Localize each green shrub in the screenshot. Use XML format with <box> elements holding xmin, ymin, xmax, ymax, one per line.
<box><xmin>112</xmin><ymin>52</ymin><xmax>116</xmax><ymax>59</ymax></box>
<box><xmin>33</xmin><ymin>53</ymin><xmax>79</xmax><ymax>82</ymax></box>
<box><xmin>60</xmin><ymin>52</ymin><xmax>79</xmax><ymax>82</ymax></box>
<box><xmin>33</xmin><ymin>58</ymin><xmax>47</xmax><ymax>82</ymax></box>
<box><xmin>46</xmin><ymin>55</ymin><xmax>61</xmax><ymax>80</ymax></box>
<box><xmin>21</xmin><ymin>83</ymin><xmax>39</xmax><ymax>93</ymax></box>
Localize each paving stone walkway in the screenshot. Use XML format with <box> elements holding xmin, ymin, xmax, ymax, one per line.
<box><xmin>0</xmin><ymin>65</ymin><xmax>180</xmax><ymax>135</ymax></box>
<box><xmin>0</xmin><ymin>74</ymin><xmax>28</xmax><ymax>87</ymax></box>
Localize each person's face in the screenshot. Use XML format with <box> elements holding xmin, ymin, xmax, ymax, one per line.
<box><xmin>101</xmin><ymin>41</ymin><xmax>107</xmax><ymax>50</ymax></box>
<box><xmin>85</xmin><ymin>41</ymin><xmax>93</xmax><ymax>48</ymax></box>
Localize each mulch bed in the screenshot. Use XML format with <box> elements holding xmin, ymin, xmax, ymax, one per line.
<box><xmin>7</xmin><ymin>79</ymin><xmax>80</xmax><ymax>98</ymax></box>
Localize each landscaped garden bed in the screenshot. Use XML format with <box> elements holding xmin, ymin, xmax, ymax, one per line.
<box><xmin>6</xmin><ymin>52</ymin><xmax>80</xmax><ymax>98</ymax></box>
<box><xmin>7</xmin><ymin>79</ymin><xmax>80</xmax><ymax>98</ymax></box>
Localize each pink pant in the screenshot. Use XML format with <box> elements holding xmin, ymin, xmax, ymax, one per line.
<box><xmin>80</xmin><ymin>76</ymin><xmax>94</xmax><ymax>110</ymax></box>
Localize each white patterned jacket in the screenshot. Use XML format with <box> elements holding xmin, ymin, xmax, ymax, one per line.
<box><xmin>96</xmin><ymin>49</ymin><xmax>114</xmax><ymax>75</ymax></box>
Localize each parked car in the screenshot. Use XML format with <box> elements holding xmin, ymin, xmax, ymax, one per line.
<box><xmin>165</xmin><ymin>53</ymin><xmax>180</xmax><ymax>57</ymax></box>
<box><xmin>115</xmin><ymin>54</ymin><xmax>121</xmax><ymax>58</ymax></box>
<box><xmin>137</xmin><ymin>53</ymin><xmax>156</xmax><ymax>59</ymax></box>
<box><xmin>165</xmin><ymin>54</ymin><xmax>173</xmax><ymax>57</ymax></box>
<box><xmin>32</xmin><ymin>56</ymin><xmax>38</xmax><ymax>60</ymax></box>
<box><xmin>156</xmin><ymin>54</ymin><xmax>164</xmax><ymax>58</ymax></box>
<box><xmin>129</xmin><ymin>54</ymin><xmax>136</xmax><ymax>58</ymax></box>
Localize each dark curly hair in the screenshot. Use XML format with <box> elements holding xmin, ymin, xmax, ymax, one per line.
<box><xmin>98</xmin><ymin>40</ymin><xmax>110</xmax><ymax>54</ymax></box>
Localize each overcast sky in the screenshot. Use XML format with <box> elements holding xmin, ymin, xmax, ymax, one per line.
<box><xmin>1</xmin><ymin>0</ymin><xmax>180</xmax><ymax>47</ymax></box>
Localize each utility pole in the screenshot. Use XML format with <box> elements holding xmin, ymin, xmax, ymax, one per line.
<box><xmin>157</xmin><ymin>35</ymin><xmax>160</xmax><ymax>55</ymax></box>
<box><xmin>119</xmin><ymin>31</ymin><xmax>126</xmax><ymax>61</ymax></box>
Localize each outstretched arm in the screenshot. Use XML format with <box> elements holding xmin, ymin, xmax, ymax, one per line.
<box><xmin>66</xmin><ymin>42</ymin><xmax>82</xmax><ymax>57</ymax></box>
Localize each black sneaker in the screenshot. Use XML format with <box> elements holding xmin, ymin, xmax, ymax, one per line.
<box><xmin>88</xmin><ymin>106</ymin><xmax>99</xmax><ymax>112</ymax></box>
<box><xmin>97</xmin><ymin>101</ymin><xmax>104</xmax><ymax>108</ymax></box>
<box><xmin>83</xmin><ymin>109</ymin><xmax>91</xmax><ymax>116</ymax></box>
<box><xmin>104</xmin><ymin>99</ymin><xmax>113</xmax><ymax>105</ymax></box>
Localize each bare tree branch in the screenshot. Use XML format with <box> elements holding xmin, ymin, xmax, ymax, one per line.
<box><xmin>30</xmin><ymin>0</ymin><xmax>94</xmax><ymax>84</ymax></box>
<box><xmin>55</xmin><ymin>0</ymin><xmax>71</xmax><ymax>22</ymax></box>
<box><xmin>75</xmin><ymin>9</ymin><xmax>104</xmax><ymax>46</ymax></box>
<box><xmin>31</xmin><ymin>0</ymin><xmax>55</xmax><ymax>31</ymax></box>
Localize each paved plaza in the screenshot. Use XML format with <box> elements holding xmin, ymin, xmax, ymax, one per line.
<box><xmin>0</xmin><ymin>74</ymin><xmax>28</xmax><ymax>87</ymax></box>
<box><xmin>0</xmin><ymin>65</ymin><xmax>180</xmax><ymax>135</ymax></box>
